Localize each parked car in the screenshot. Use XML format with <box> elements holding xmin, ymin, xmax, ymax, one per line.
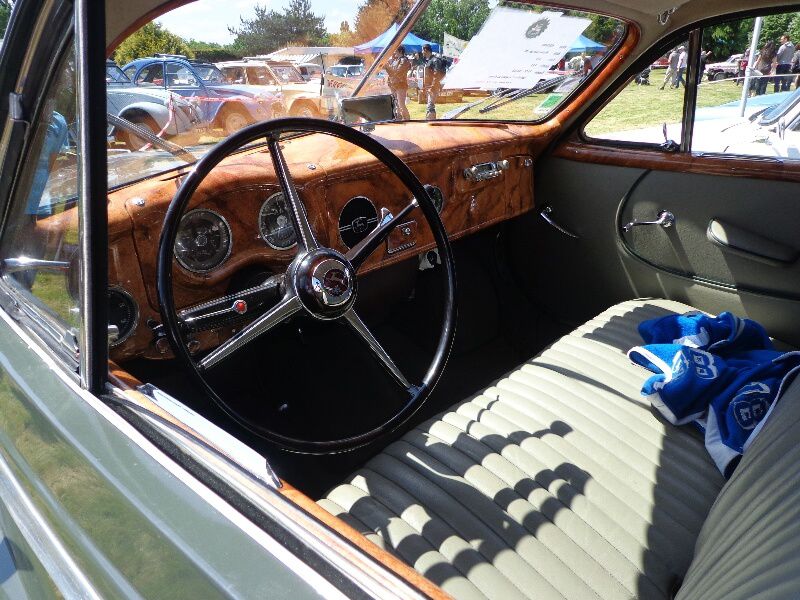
<box><xmin>122</xmin><ymin>54</ymin><xmax>285</xmax><ymax>134</ymax></box>
<box><xmin>3</xmin><ymin>0</ymin><xmax>800</xmax><ymax>598</ymax></box>
<box><xmin>295</xmin><ymin>62</ymin><xmax>323</xmax><ymax>81</ymax></box>
<box><xmin>705</xmin><ymin>53</ymin><xmax>744</xmax><ymax>81</ymax></box>
<box><xmin>105</xmin><ymin>60</ymin><xmax>205</xmax><ymax>147</ymax></box>
<box><xmin>217</xmin><ymin>59</ymin><xmax>324</xmax><ymax>118</ymax></box>
<box><xmin>327</xmin><ymin>63</ymin><xmax>364</xmax><ymax>78</ymax></box>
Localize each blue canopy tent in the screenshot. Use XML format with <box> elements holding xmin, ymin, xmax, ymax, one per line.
<box><xmin>568</xmin><ymin>34</ymin><xmax>606</xmax><ymax>54</ymax></box>
<box><xmin>354</xmin><ymin>24</ymin><xmax>441</xmax><ymax>55</ymax></box>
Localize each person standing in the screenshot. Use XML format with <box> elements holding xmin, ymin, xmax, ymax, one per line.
<box><xmin>775</xmin><ymin>34</ymin><xmax>795</xmax><ymax>92</ymax></box>
<box><xmin>660</xmin><ymin>48</ymin><xmax>678</xmax><ymax>89</ymax></box>
<box><xmin>754</xmin><ymin>40</ymin><xmax>776</xmax><ymax>95</ymax></box>
<box><xmin>421</xmin><ymin>43</ymin><xmax>446</xmax><ymax>120</ymax></box>
<box><xmin>385</xmin><ymin>45</ymin><xmax>411</xmax><ymax>120</ymax></box>
<box><xmin>699</xmin><ymin>49</ymin><xmax>711</xmax><ymax>81</ymax></box>
<box><xmin>674</xmin><ymin>46</ymin><xmax>688</xmax><ymax>88</ymax></box>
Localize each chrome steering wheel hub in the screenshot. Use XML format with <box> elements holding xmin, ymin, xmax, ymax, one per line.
<box><xmin>294</xmin><ymin>251</ymin><xmax>356</xmax><ymax>318</ymax></box>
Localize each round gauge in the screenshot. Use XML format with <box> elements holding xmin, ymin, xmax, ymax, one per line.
<box><xmin>174</xmin><ymin>209</ymin><xmax>232</xmax><ymax>273</ymax></box>
<box><xmin>107</xmin><ymin>287</ymin><xmax>138</xmax><ymax>347</ymax></box>
<box><xmin>258</xmin><ymin>192</ymin><xmax>297</xmax><ymax>250</ymax></box>
<box><xmin>423</xmin><ymin>185</ymin><xmax>445</xmax><ymax>213</ymax></box>
<box><xmin>338</xmin><ymin>196</ymin><xmax>378</xmax><ymax>249</ymax></box>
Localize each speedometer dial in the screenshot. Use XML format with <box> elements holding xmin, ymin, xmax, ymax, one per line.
<box><xmin>174</xmin><ymin>209</ymin><xmax>232</xmax><ymax>273</ymax></box>
<box><xmin>258</xmin><ymin>192</ymin><xmax>297</xmax><ymax>250</ymax></box>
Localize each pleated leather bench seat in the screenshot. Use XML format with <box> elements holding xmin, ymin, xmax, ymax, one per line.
<box><xmin>320</xmin><ymin>299</ymin><xmax>800</xmax><ymax>599</ymax></box>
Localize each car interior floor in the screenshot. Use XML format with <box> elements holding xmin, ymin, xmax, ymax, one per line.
<box><xmin>123</xmin><ymin>225</ymin><xmax>574</xmax><ymax>498</ymax></box>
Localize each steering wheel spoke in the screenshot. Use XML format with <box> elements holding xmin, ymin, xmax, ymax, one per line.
<box><xmin>198</xmin><ymin>293</ymin><xmax>301</xmax><ymax>371</ymax></box>
<box><xmin>267</xmin><ymin>137</ymin><xmax>318</xmax><ymax>252</ymax></box>
<box><xmin>158</xmin><ymin>118</ymin><xmax>456</xmax><ymax>453</ymax></box>
<box><xmin>344</xmin><ymin>310</ymin><xmax>413</xmax><ymax>392</ymax></box>
<box><xmin>345</xmin><ymin>199</ymin><xmax>418</xmax><ymax>269</ymax></box>
<box><xmin>178</xmin><ymin>274</ymin><xmax>282</xmax><ymax>332</ymax></box>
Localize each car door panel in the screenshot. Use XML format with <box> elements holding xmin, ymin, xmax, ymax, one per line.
<box><xmin>512</xmin><ymin>154</ymin><xmax>800</xmax><ymax>346</ymax></box>
<box><xmin>618</xmin><ymin>169</ymin><xmax>800</xmax><ymax>296</ymax></box>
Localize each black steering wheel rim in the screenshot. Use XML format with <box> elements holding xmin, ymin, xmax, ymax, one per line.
<box><xmin>156</xmin><ymin>117</ymin><xmax>457</xmax><ymax>454</ymax></box>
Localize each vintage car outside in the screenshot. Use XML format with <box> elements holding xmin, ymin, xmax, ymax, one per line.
<box><xmin>217</xmin><ymin>59</ymin><xmax>325</xmax><ymax>118</ymax></box>
<box><xmin>122</xmin><ymin>55</ymin><xmax>285</xmax><ymax>134</ymax></box>
<box><xmin>1</xmin><ymin>0</ymin><xmax>800</xmax><ymax>598</ymax></box>
<box><xmin>105</xmin><ymin>60</ymin><xmax>206</xmax><ymax>147</ymax></box>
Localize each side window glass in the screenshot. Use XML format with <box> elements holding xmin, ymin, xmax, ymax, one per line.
<box><xmin>166</xmin><ymin>63</ymin><xmax>198</xmax><ymax>88</ymax></box>
<box><xmin>584</xmin><ymin>38</ymin><xmax>690</xmax><ymax>145</ymax></box>
<box><xmin>135</xmin><ymin>63</ymin><xmax>164</xmax><ymax>87</ymax></box>
<box><xmin>694</xmin><ymin>14</ymin><xmax>800</xmax><ymax>158</ymax></box>
<box><xmin>123</xmin><ymin>66</ymin><xmax>136</xmax><ymax>80</ymax></box>
<box><xmin>1</xmin><ymin>47</ymin><xmax>80</xmax><ymax>331</ymax></box>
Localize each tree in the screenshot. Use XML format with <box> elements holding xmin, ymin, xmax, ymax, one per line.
<box><xmin>704</xmin><ymin>19</ymin><xmax>753</xmax><ymax>60</ymax></box>
<box><xmin>186</xmin><ymin>39</ymin><xmax>241</xmax><ymax>62</ymax></box>
<box><xmin>228</xmin><ymin>0</ymin><xmax>326</xmax><ymax>57</ymax></box>
<box><xmin>352</xmin><ymin>0</ymin><xmax>413</xmax><ymax>44</ymax></box>
<box><xmin>0</xmin><ymin>0</ymin><xmax>12</xmax><ymax>39</ymax></box>
<box><xmin>329</xmin><ymin>21</ymin><xmax>357</xmax><ymax>47</ymax></box>
<box><xmin>759</xmin><ymin>12</ymin><xmax>795</xmax><ymax>47</ymax></box>
<box><xmin>113</xmin><ymin>22</ymin><xmax>192</xmax><ymax>66</ymax></box>
<box><xmin>413</xmin><ymin>0</ymin><xmax>489</xmax><ymax>45</ymax></box>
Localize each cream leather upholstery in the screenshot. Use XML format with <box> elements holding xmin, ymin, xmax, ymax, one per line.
<box><xmin>320</xmin><ymin>299</ymin><xmax>729</xmax><ymax>600</ymax></box>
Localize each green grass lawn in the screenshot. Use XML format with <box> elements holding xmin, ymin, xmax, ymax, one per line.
<box><xmin>403</xmin><ymin>79</ymin><xmax>759</xmax><ymax>132</ymax></box>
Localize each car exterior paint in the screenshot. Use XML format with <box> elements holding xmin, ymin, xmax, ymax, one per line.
<box><xmin>216</xmin><ymin>59</ymin><xmax>324</xmax><ymax>117</ymax></box>
<box><xmin>122</xmin><ymin>57</ymin><xmax>284</xmax><ymax>131</ymax></box>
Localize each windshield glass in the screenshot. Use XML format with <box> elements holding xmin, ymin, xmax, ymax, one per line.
<box><xmin>758</xmin><ymin>87</ymin><xmax>800</xmax><ymax>124</ymax></box>
<box><xmin>108</xmin><ymin>0</ymin><xmax>625</xmax><ymax>189</ymax></box>
<box><xmin>106</xmin><ymin>65</ymin><xmax>131</xmax><ymax>84</ymax></box>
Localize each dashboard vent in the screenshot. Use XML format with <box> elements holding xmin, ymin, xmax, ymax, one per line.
<box><xmin>338</xmin><ymin>196</ymin><xmax>378</xmax><ymax>249</ymax></box>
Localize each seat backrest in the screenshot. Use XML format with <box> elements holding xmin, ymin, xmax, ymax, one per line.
<box><xmin>677</xmin><ymin>377</ymin><xmax>800</xmax><ymax>599</ymax></box>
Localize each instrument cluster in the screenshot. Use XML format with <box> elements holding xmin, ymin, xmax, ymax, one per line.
<box><xmin>173</xmin><ymin>191</ymin><xmax>300</xmax><ymax>274</ymax></box>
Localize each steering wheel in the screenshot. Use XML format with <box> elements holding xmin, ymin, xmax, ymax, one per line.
<box><xmin>156</xmin><ymin>118</ymin><xmax>457</xmax><ymax>453</ymax></box>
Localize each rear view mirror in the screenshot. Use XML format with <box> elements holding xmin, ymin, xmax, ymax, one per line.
<box><xmin>339</xmin><ymin>94</ymin><xmax>396</xmax><ymax>126</ymax></box>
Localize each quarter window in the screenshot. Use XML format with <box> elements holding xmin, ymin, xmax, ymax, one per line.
<box><xmin>1</xmin><ymin>46</ymin><xmax>81</xmax><ymax>334</ymax></box>
<box><xmin>693</xmin><ymin>12</ymin><xmax>800</xmax><ymax>159</ymax></box>
<box><xmin>584</xmin><ymin>37</ymin><xmax>690</xmax><ymax>145</ymax></box>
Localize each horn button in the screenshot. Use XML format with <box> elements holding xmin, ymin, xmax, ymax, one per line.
<box><xmin>295</xmin><ymin>252</ymin><xmax>356</xmax><ymax>318</ymax></box>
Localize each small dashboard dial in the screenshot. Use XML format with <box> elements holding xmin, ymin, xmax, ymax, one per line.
<box><xmin>258</xmin><ymin>192</ymin><xmax>297</xmax><ymax>250</ymax></box>
<box><xmin>338</xmin><ymin>196</ymin><xmax>378</xmax><ymax>249</ymax></box>
<box><xmin>174</xmin><ymin>209</ymin><xmax>232</xmax><ymax>273</ymax></box>
<box><xmin>423</xmin><ymin>185</ymin><xmax>445</xmax><ymax>213</ymax></box>
<box><xmin>107</xmin><ymin>287</ymin><xmax>138</xmax><ymax>347</ymax></box>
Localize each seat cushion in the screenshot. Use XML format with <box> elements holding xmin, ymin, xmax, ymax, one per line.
<box><xmin>319</xmin><ymin>299</ymin><xmax>727</xmax><ymax>600</ymax></box>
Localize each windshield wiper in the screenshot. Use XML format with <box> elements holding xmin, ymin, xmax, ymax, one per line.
<box><xmin>449</xmin><ymin>74</ymin><xmax>581</xmax><ymax>119</ymax></box>
<box><xmin>479</xmin><ymin>74</ymin><xmax>576</xmax><ymax>114</ymax></box>
<box><xmin>107</xmin><ymin>113</ymin><xmax>195</xmax><ymax>163</ymax></box>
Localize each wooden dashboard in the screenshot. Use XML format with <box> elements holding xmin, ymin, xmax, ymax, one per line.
<box><xmin>97</xmin><ymin>121</ymin><xmax>541</xmax><ymax>361</ymax></box>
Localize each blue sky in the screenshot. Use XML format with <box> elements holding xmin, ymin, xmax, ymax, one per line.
<box><xmin>156</xmin><ymin>0</ymin><xmax>363</xmax><ymax>45</ymax></box>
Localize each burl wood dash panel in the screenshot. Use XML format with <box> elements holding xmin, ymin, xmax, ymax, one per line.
<box><xmin>107</xmin><ymin>122</ymin><xmax>540</xmax><ymax>360</ymax></box>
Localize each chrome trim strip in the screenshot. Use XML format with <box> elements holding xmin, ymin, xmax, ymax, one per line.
<box><xmin>0</xmin><ymin>446</ymin><xmax>101</xmax><ymax>599</ymax></box>
<box><xmin>0</xmin><ymin>306</ymin><xmax>348</xmax><ymax>600</ymax></box>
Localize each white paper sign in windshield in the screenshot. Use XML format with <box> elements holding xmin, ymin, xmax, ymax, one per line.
<box><xmin>443</xmin><ymin>8</ymin><xmax>591</xmax><ymax>90</ymax></box>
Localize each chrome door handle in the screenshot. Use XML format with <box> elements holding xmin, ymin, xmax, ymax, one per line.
<box><xmin>539</xmin><ymin>206</ymin><xmax>579</xmax><ymax>239</ymax></box>
<box><xmin>622</xmin><ymin>210</ymin><xmax>675</xmax><ymax>233</ymax></box>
